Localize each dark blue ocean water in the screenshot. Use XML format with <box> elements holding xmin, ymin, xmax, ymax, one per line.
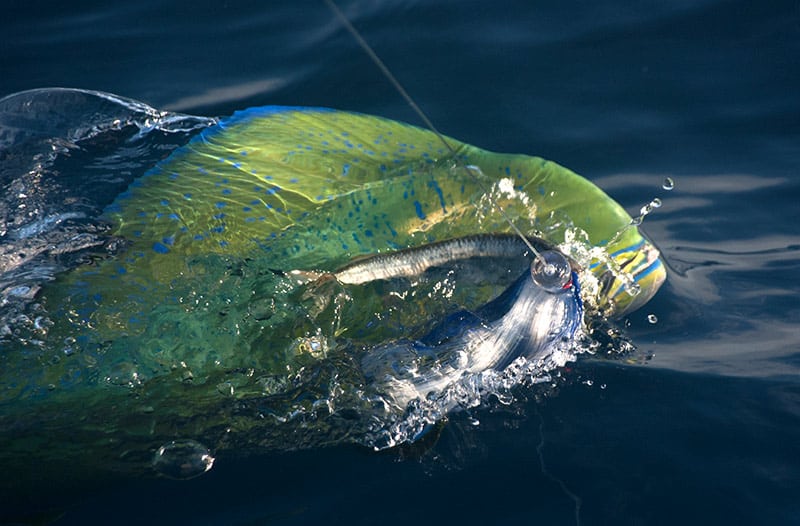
<box><xmin>1</xmin><ymin>0</ymin><xmax>799</xmax><ymax>524</ymax></box>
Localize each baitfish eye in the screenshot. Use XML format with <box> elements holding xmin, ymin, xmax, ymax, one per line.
<box><xmin>530</xmin><ymin>251</ymin><xmax>572</xmax><ymax>293</ymax></box>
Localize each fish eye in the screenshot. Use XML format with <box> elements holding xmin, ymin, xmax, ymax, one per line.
<box><xmin>530</xmin><ymin>251</ymin><xmax>572</xmax><ymax>293</ymax></box>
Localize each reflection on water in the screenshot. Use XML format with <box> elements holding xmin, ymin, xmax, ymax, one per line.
<box><xmin>598</xmin><ymin>171</ymin><xmax>800</xmax><ymax>378</ymax></box>
<box><xmin>164</xmin><ymin>77</ymin><xmax>299</xmax><ymax>111</ymax></box>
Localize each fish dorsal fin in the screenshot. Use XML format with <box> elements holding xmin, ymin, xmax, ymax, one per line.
<box><xmin>107</xmin><ymin>106</ymin><xmax>635</xmax><ymax>275</ymax></box>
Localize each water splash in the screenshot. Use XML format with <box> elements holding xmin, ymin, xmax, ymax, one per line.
<box><xmin>631</xmin><ymin>197</ymin><xmax>663</xmax><ymax>227</ymax></box>
<box><xmin>362</xmin><ymin>342</ymin><xmax>582</xmax><ymax>450</ymax></box>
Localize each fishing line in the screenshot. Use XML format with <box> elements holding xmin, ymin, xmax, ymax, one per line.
<box><xmin>322</xmin><ymin>0</ymin><xmax>545</xmax><ymax>264</ymax></box>
<box><xmin>534</xmin><ymin>406</ymin><xmax>583</xmax><ymax>526</ymax></box>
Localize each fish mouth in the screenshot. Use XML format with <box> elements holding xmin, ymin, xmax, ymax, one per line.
<box><xmin>597</xmin><ymin>236</ymin><xmax>666</xmax><ymax>317</ymax></box>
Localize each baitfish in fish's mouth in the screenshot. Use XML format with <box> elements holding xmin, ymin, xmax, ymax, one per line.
<box><xmin>294</xmin><ymin>234</ymin><xmax>584</xmax><ymax>423</ymax></box>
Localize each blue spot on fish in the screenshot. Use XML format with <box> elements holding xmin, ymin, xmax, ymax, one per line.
<box><xmin>152</xmin><ymin>242</ymin><xmax>170</xmax><ymax>254</ymax></box>
<box><xmin>428</xmin><ymin>180</ymin><xmax>447</xmax><ymax>213</ymax></box>
<box><xmin>414</xmin><ymin>201</ymin><xmax>426</xmax><ymax>219</ymax></box>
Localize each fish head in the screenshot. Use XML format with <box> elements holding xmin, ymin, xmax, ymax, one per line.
<box><xmin>595</xmin><ymin>232</ymin><xmax>666</xmax><ymax>317</ymax></box>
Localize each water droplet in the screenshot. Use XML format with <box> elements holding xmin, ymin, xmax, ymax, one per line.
<box><xmin>662</xmin><ymin>177</ymin><xmax>674</xmax><ymax>191</ymax></box>
<box><xmin>217</xmin><ymin>381</ymin><xmax>235</xmax><ymax>396</ymax></box>
<box><xmin>105</xmin><ymin>362</ymin><xmax>142</xmax><ymax>387</ymax></box>
<box><xmin>153</xmin><ymin>440</ymin><xmax>215</xmax><ymax>480</ymax></box>
<box><xmin>651</xmin><ymin>198</ymin><xmax>662</xmax><ymax>208</ymax></box>
<box><xmin>647</xmin><ymin>314</ymin><xmax>658</xmax><ymax>324</ymax></box>
<box><xmin>624</xmin><ymin>281</ymin><xmax>641</xmax><ymax>297</ymax></box>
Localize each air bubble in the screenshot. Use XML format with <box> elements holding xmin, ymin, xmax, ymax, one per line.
<box><xmin>647</xmin><ymin>314</ymin><xmax>658</xmax><ymax>324</ymax></box>
<box><xmin>153</xmin><ymin>439</ymin><xmax>215</xmax><ymax>479</ymax></box>
<box><xmin>662</xmin><ymin>177</ymin><xmax>674</xmax><ymax>190</ymax></box>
